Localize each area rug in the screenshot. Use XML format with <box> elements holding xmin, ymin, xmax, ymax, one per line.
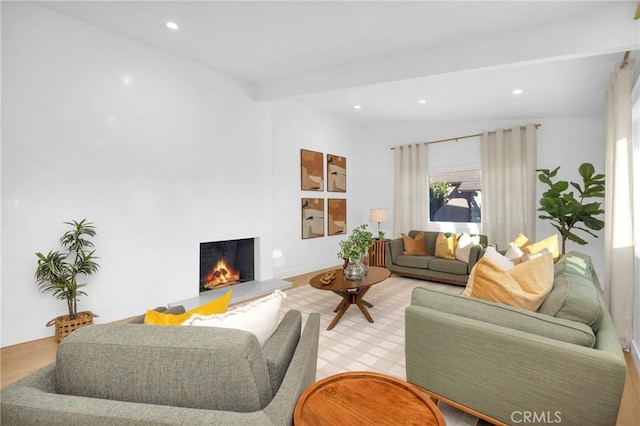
<box><xmin>278</xmin><ymin>274</ymin><xmax>479</xmax><ymax>426</ymax></box>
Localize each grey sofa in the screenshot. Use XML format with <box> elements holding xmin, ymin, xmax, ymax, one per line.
<box><xmin>1</xmin><ymin>310</ymin><xmax>320</xmax><ymax>425</ymax></box>
<box><xmin>405</xmin><ymin>252</ymin><xmax>627</xmax><ymax>426</ymax></box>
<box><xmin>385</xmin><ymin>230</ymin><xmax>488</xmax><ymax>285</ymax></box>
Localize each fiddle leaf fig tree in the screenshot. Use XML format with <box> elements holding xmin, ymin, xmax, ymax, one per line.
<box><xmin>35</xmin><ymin>219</ymin><xmax>100</xmax><ymax>319</ymax></box>
<box><xmin>536</xmin><ymin>163</ymin><xmax>605</xmax><ymax>255</ymax></box>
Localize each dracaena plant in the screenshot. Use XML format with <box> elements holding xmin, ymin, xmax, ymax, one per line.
<box><xmin>536</xmin><ymin>163</ymin><xmax>605</xmax><ymax>255</ymax></box>
<box><xmin>35</xmin><ymin>219</ymin><xmax>100</xmax><ymax>318</ymax></box>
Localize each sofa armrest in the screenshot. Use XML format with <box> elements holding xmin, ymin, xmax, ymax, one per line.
<box><xmin>467</xmin><ymin>245</ymin><xmax>483</xmax><ymax>272</ymax></box>
<box><xmin>385</xmin><ymin>238</ymin><xmax>403</xmax><ymax>266</ymax></box>
<box><xmin>405</xmin><ymin>305</ymin><xmax>626</xmax><ymax>426</ymax></box>
<box><xmin>263</xmin><ymin>310</ymin><xmax>303</xmax><ymax>395</ymax></box>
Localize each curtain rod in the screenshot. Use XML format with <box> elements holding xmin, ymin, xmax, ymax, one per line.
<box><xmin>390</xmin><ymin>123</ymin><xmax>541</xmax><ymax>150</ymax></box>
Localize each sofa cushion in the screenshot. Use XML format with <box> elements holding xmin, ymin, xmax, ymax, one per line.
<box><xmin>464</xmin><ymin>253</ymin><xmax>554</xmax><ymax>312</ymax></box>
<box><xmin>55</xmin><ymin>323</ymin><xmax>273</xmax><ymax>412</ymax></box>
<box><xmin>402</xmin><ymin>232</ymin><xmax>429</xmax><ymax>255</ymax></box>
<box><xmin>411</xmin><ymin>286</ymin><xmax>596</xmax><ymax>347</ymax></box>
<box><xmin>428</xmin><ymin>257</ymin><xmax>468</xmax><ymax>275</ymax></box>
<box><xmin>538</xmin><ymin>253</ymin><xmax>604</xmax><ymax>331</ymax></box>
<box><xmin>395</xmin><ymin>254</ymin><xmax>432</xmax><ymax>269</ymax></box>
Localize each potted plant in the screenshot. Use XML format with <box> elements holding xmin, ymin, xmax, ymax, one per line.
<box><xmin>536</xmin><ymin>163</ymin><xmax>605</xmax><ymax>255</ymax></box>
<box><xmin>35</xmin><ymin>219</ymin><xmax>100</xmax><ymax>341</ymax></box>
<box><xmin>337</xmin><ymin>224</ymin><xmax>374</xmax><ymax>280</ymax></box>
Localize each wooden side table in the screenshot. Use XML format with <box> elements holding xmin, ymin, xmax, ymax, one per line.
<box><xmin>369</xmin><ymin>238</ymin><xmax>390</xmax><ymax>267</ymax></box>
<box><xmin>294</xmin><ymin>371</ymin><xmax>446</xmax><ymax>426</ymax></box>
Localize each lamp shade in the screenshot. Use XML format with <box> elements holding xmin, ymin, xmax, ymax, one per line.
<box><xmin>369</xmin><ymin>209</ymin><xmax>389</xmax><ymax>223</ymax></box>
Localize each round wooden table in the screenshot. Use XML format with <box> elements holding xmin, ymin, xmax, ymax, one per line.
<box><xmin>309</xmin><ymin>266</ymin><xmax>391</xmax><ymax>330</ymax></box>
<box><xmin>294</xmin><ymin>371</ymin><xmax>446</xmax><ymax>426</ymax></box>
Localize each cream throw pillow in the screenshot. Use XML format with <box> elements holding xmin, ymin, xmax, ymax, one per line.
<box><xmin>182</xmin><ymin>290</ymin><xmax>286</xmax><ymax>347</ymax></box>
<box><xmin>455</xmin><ymin>233</ymin><xmax>481</xmax><ymax>263</ymax></box>
<box><xmin>464</xmin><ymin>252</ymin><xmax>554</xmax><ymax>312</ymax></box>
<box><xmin>504</xmin><ymin>242</ymin><xmax>524</xmax><ymax>261</ymax></box>
<box><xmin>463</xmin><ymin>246</ymin><xmax>512</xmax><ymax>296</ymax></box>
<box><xmin>435</xmin><ymin>232</ymin><xmax>457</xmax><ymax>259</ymax></box>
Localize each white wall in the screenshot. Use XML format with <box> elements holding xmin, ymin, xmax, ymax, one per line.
<box><xmin>1</xmin><ymin>2</ymin><xmax>273</xmax><ymax>346</ymax></box>
<box><xmin>361</xmin><ymin>117</ymin><xmax>606</xmax><ymax>280</ymax></box>
<box><xmin>271</xmin><ymin>99</ymin><xmax>367</xmax><ymax>278</ymax></box>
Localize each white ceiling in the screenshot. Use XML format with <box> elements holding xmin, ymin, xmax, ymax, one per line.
<box><xmin>32</xmin><ymin>1</ymin><xmax>640</xmax><ymax>124</ymax></box>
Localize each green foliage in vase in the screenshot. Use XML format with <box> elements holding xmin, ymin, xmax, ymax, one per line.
<box><xmin>35</xmin><ymin>219</ymin><xmax>100</xmax><ymax>319</ymax></box>
<box><xmin>536</xmin><ymin>163</ymin><xmax>605</xmax><ymax>255</ymax></box>
<box><xmin>337</xmin><ymin>224</ymin><xmax>374</xmax><ymax>262</ymax></box>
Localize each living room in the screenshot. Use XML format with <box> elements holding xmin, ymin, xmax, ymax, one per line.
<box><xmin>2</xmin><ymin>1</ymin><xmax>639</xmax><ymax>423</ymax></box>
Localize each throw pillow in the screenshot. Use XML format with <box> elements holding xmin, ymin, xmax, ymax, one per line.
<box><xmin>463</xmin><ymin>246</ymin><xmax>513</xmax><ymax>296</ymax></box>
<box><xmin>182</xmin><ymin>289</ymin><xmax>286</xmax><ymax>347</ymax></box>
<box><xmin>521</xmin><ymin>234</ymin><xmax>559</xmax><ymax>258</ymax></box>
<box><xmin>144</xmin><ymin>290</ymin><xmax>232</xmax><ymax>326</ymax></box>
<box><xmin>504</xmin><ymin>242</ymin><xmax>524</xmax><ymax>261</ymax></box>
<box><xmin>465</xmin><ymin>252</ymin><xmax>555</xmax><ymax>311</ymax></box>
<box><xmin>512</xmin><ymin>232</ymin><xmax>532</xmax><ymax>249</ymax></box>
<box><xmin>455</xmin><ymin>233</ymin><xmax>481</xmax><ymax>263</ymax></box>
<box><xmin>435</xmin><ymin>232</ymin><xmax>457</xmax><ymax>260</ymax></box>
<box><xmin>402</xmin><ymin>232</ymin><xmax>429</xmax><ymax>255</ymax></box>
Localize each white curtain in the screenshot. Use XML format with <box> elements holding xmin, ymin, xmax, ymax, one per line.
<box><xmin>393</xmin><ymin>143</ymin><xmax>428</xmax><ymax>237</ymax></box>
<box><xmin>604</xmin><ymin>59</ymin><xmax>635</xmax><ymax>350</ymax></box>
<box><xmin>480</xmin><ymin>124</ymin><xmax>537</xmax><ymax>250</ymax></box>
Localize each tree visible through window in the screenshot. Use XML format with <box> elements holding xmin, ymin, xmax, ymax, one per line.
<box><xmin>429</xmin><ymin>170</ymin><xmax>481</xmax><ymax>223</ymax></box>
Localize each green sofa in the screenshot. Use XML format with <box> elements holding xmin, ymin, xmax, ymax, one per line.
<box><xmin>1</xmin><ymin>310</ymin><xmax>320</xmax><ymax>426</ymax></box>
<box><xmin>385</xmin><ymin>230</ymin><xmax>488</xmax><ymax>285</ymax></box>
<box><xmin>405</xmin><ymin>252</ymin><xmax>627</xmax><ymax>426</ymax></box>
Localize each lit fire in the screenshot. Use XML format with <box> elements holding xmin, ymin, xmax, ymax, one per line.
<box><xmin>204</xmin><ymin>259</ymin><xmax>240</xmax><ymax>289</ymax></box>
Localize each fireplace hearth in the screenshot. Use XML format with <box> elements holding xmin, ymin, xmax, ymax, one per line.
<box><xmin>200</xmin><ymin>238</ymin><xmax>255</xmax><ymax>292</ymax></box>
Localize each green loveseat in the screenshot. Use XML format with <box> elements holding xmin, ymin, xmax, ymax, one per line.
<box><xmin>1</xmin><ymin>310</ymin><xmax>320</xmax><ymax>425</ymax></box>
<box><xmin>405</xmin><ymin>252</ymin><xmax>626</xmax><ymax>426</ymax></box>
<box><xmin>385</xmin><ymin>230</ymin><xmax>488</xmax><ymax>285</ymax></box>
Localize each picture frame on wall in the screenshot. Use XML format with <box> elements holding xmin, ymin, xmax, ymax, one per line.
<box><xmin>301</xmin><ymin>198</ymin><xmax>324</xmax><ymax>239</ymax></box>
<box><xmin>300</xmin><ymin>149</ymin><xmax>324</xmax><ymax>191</ymax></box>
<box><xmin>327</xmin><ymin>198</ymin><xmax>346</xmax><ymax>236</ymax></box>
<box><xmin>327</xmin><ymin>154</ymin><xmax>346</xmax><ymax>192</ymax></box>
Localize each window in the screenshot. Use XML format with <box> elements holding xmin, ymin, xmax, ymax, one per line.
<box><xmin>429</xmin><ymin>170</ymin><xmax>481</xmax><ymax>223</ymax></box>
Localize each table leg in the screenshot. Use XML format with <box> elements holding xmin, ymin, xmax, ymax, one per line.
<box><xmin>354</xmin><ymin>288</ymin><xmax>374</xmax><ymax>323</ymax></box>
<box><xmin>327</xmin><ymin>292</ymin><xmax>352</xmax><ymax>331</ymax></box>
<box><xmin>362</xmin><ymin>300</ymin><xmax>373</xmax><ymax>308</ymax></box>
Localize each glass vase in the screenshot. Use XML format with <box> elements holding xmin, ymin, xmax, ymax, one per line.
<box><xmin>344</xmin><ymin>256</ymin><xmax>366</xmax><ymax>280</ymax></box>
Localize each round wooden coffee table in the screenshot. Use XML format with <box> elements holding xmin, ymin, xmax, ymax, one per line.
<box><xmin>309</xmin><ymin>266</ymin><xmax>391</xmax><ymax>330</ymax></box>
<box><xmin>294</xmin><ymin>371</ymin><xmax>446</xmax><ymax>426</ymax></box>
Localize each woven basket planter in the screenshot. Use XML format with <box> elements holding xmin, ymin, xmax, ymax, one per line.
<box><xmin>46</xmin><ymin>311</ymin><xmax>97</xmax><ymax>342</ymax></box>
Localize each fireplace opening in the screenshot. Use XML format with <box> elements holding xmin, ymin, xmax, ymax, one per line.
<box><xmin>200</xmin><ymin>238</ymin><xmax>255</xmax><ymax>292</ymax></box>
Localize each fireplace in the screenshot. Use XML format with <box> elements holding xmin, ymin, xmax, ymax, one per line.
<box><xmin>200</xmin><ymin>238</ymin><xmax>255</xmax><ymax>292</ymax></box>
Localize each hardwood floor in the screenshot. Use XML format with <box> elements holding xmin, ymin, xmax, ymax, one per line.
<box><xmin>2</xmin><ymin>267</ymin><xmax>639</xmax><ymax>426</ymax></box>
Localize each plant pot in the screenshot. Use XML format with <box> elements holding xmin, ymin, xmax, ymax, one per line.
<box><xmin>46</xmin><ymin>311</ymin><xmax>97</xmax><ymax>342</ymax></box>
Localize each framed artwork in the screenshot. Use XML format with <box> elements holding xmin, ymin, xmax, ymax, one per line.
<box><xmin>327</xmin><ymin>198</ymin><xmax>347</xmax><ymax>236</ymax></box>
<box><xmin>301</xmin><ymin>198</ymin><xmax>324</xmax><ymax>239</ymax></box>
<box><xmin>327</xmin><ymin>154</ymin><xmax>346</xmax><ymax>192</ymax></box>
<box><xmin>300</xmin><ymin>149</ymin><xmax>324</xmax><ymax>191</ymax></box>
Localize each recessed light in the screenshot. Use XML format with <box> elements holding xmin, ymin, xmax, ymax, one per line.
<box><xmin>513</xmin><ymin>89</ymin><xmax>524</xmax><ymax>95</ymax></box>
<box><xmin>166</xmin><ymin>22</ymin><xmax>179</xmax><ymax>30</ymax></box>
<box><xmin>353</xmin><ymin>105</ymin><xmax>362</xmax><ymax>110</ymax></box>
<box><xmin>418</xmin><ymin>99</ymin><xmax>427</xmax><ymax>104</ymax></box>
